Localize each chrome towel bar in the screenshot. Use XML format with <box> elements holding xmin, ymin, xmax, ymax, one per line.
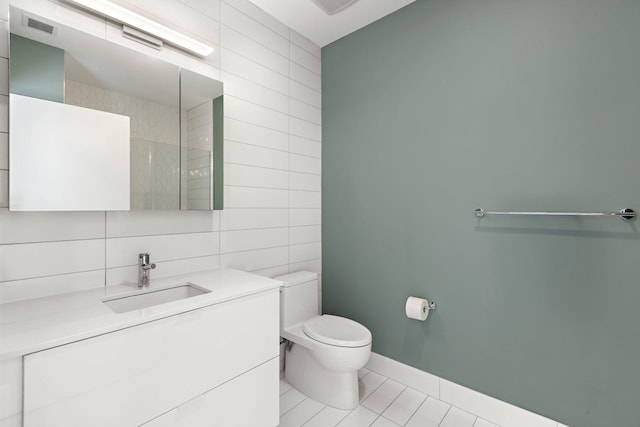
<box><xmin>474</xmin><ymin>208</ymin><xmax>636</xmax><ymax>221</ymax></box>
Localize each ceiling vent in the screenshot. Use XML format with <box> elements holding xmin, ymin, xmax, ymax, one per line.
<box><xmin>311</xmin><ymin>0</ymin><xmax>359</xmax><ymax>15</ymax></box>
<box><xmin>23</xmin><ymin>16</ymin><xmax>56</xmax><ymax>35</ymax></box>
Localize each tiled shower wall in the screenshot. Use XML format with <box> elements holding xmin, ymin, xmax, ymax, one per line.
<box><xmin>186</xmin><ymin>100</ymin><xmax>214</xmax><ymax>210</ymax></box>
<box><xmin>0</xmin><ymin>0</ymin><xmax>321</xmax><ymax>303</ymax></box>
<box><xmin>65</xmin><ymin>79</ymin><xmax>181</xmax><ymax>210</ymax></box>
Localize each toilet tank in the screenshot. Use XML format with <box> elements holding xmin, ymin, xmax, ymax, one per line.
<box><xmin>274</xmin><ymin>271</ymin><xmax>319</xmax><ymax>331</ymax></box>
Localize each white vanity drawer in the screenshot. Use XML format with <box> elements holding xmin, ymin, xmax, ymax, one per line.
<box><xmin>0</xmin><ymin>358</ymin><xmax>21</xmax><ymax>424</ymax></box>
<box><xmin>23</xmin><ymin>289</ymin><xmax>279</xmax><ymax>427</ymax></box>
<box><xmin>142</xmin><ymin>358</ymin><xmax>279</xmax><ymax>427</ymax></box>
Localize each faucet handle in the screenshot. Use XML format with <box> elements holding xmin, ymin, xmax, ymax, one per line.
<box><xmin>139</xmin><ymin>253</ymin><xmax>150</xmax><ymax>264</ymax></box>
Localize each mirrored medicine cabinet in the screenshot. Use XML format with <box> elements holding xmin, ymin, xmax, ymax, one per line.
<box><xmin>8</xmin><ymin>5</ymin><xmax>224</xmax><ymax>211</ymax></box>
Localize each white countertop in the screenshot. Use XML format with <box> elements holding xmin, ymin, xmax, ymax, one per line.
<box><xmin>0</xmin><ymin>268</ymin><xmax>282</xmax><ymax>360</ymax></box>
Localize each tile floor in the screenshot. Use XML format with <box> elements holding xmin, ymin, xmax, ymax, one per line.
<box><xmin>279</xmin><ymin>368</ymin><xmax>499</xmax><ymax>427</ymax></box>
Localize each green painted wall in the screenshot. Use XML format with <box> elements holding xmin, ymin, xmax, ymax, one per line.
<box><xmin>321</xmin><ymin>1</ymin><xmax>640</xmax><ymax>426</ymax></box>
<box><xmin>10</xmin><ymin>34</ymin><xmax>64</xmax><ymax>102</ymax></box>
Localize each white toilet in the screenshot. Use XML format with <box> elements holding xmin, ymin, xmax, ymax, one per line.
<box><xmin>275</xmin><ymin>271</ymin><xmax>372</xmax><ymax>410</ymax></box>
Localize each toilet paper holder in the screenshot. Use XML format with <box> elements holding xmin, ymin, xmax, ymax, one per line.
<box><xmin>427</xmin><ymin>300</ymin><xmax>437</xmax><ymax>310</ymax></box>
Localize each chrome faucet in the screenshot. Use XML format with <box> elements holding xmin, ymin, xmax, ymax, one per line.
<box><xmin>137</xmin><ymin>253</ymin><xmax>156</xmax><ymax>289</ymax></box>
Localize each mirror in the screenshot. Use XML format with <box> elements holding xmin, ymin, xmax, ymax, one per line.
<box><xmin>8</xmin><ymin>6</ymin><xmax>223</xmax><ymax>211</ymax></box>
<box><xmin>180</xmin><ymin>70</ymin><xmax>224</xmax><ymax>210</ymax></box>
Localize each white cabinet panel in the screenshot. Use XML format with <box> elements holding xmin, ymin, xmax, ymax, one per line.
<box><xmin>9</xmin><ymin>94</ymin><xmax>130</xmax><ymax>211</ymax></box>
<box><xmin>140</xmin><ymin>358</ymin><xmax>278</xmax><ymax>427</ymax></box>
<box><xmin>176</xmin><ymin>358</ymin><xmax>279</xmax><ymax>426</ymax></box>
<box><xmin>0</xmin><ymin>358</ymin><xmax>21</xmax><ymax>422</ymax></box>
<box><xmin>140</xmin><ymin>410</ymin><xmax>178</xmax><ymax>427</ymax></box>
<box><xmin>0</xmin><ymin>416</ymin><xmax>20</xmax><ymax>427</ymax></box>
<box><xmin>23</xmin><ymin>289</ymin><xmax>279</xmax><ymax>427</ymax></box>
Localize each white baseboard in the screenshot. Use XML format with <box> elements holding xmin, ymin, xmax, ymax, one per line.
<box><xmin>365</xmin><ymin>352</ymin><xmax>569</xmax><ymax>427</ymax></box>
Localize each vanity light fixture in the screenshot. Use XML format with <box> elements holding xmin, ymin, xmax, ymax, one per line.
<box><xmin>64</xmin><ymin>0</ymin><xmax>214</xmax><ymax>57</ymax></box>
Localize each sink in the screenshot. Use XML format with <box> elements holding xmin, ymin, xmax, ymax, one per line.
<box><xmin>103</xmin><ymin>282</ymin><xmax>211</xmax><ymax>313</ymax></box>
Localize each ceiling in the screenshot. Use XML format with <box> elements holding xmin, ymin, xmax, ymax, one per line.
<box><xmin>246</xmin><ymin>0</ymin><xmax>416</xmax><ymax>47</ymax></box>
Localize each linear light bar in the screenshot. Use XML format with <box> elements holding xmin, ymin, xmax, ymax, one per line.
<box><xmin>65</xmin><ymin>0</ymin><xmax>214</xmax><ymax>57</ymax></box>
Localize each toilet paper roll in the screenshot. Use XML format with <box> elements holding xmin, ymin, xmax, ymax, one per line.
<box><xmin>405</xmin><ymin>296</ymin><xmax>429</xmax><ymax>321</ymax></box>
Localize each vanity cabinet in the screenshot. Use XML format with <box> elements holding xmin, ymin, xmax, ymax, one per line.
<box><xmin>21</xmin><ymin>289</ymin><xmax>279</xmax><ymax>427</ymax></box>
<box><xmin>141</xmin><ymin>358</ymin><xmax>278</xmax><ymax>427</ymax></box>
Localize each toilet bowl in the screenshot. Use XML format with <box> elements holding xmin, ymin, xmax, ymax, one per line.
<box><xmin>275</xmin><ymin>271</ymin><xmax>372</xmax><ymax>410</ymax></box>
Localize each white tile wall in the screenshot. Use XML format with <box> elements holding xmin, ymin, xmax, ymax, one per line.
<box><xmin>0</xmin><ymin>0</ymin><xmax>322</xmax><ymax>303</ymax></box>
<box><xmin>290</xmin><ymin>135</ymin><xmax>322</xmax><ymax>158</ymax></box>
<box><xmin>224</xmin><ymin>186</ymin><xmax>289</xmax><ymax>208</ymax></box>
<box><xmin>0</xmin><ymin>211</ymin><xmax>105</xmax><ymax>244</ymax></box>
<box><xmin>222</xmin><ymin>71</ymin><xmax>289</xmax><ymax>113</ymax></box>
<box><xmin>225</xmin><ymin>140</ymin><xmax>289</xmax><ymax>170</ymax></box>
<box><xmin>221</xmin><ymin>49</ymin><xmax>289</xmax><ymax>94</ymax></box>
<box><xmin>220</xmin><ymin>208</ymin><xmax>288</xmax><ymax>230</ymax></box>
<box><xmin>225</xmin><ymin>118</ymin><xmax>289</xmax><ymax>151</ymax></box>
<box><xmin>0</xmin><ymin>240</ymin><xmax>105</xmax><ymax>282</ymax></box>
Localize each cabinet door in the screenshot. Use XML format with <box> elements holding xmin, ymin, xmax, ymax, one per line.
<box><xmin>176</xmin><ymin>357</ymin><xmax>279</xmax><ymax>426</ymax></box>
<box><xmin>23</xmin><ymin>289</ymin><xmax>279</xmax><ymax>427</ymax></box>
<box><xmin>0</xmin><ymin>358</ymin><xmax>21</xmax><ymax>426</ymax></box>
<box><xmin>140</xmin><ymin>410</ymin><xmax>177</xmax><ymax>427</ymax></box>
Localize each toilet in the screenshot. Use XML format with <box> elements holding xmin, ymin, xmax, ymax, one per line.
<box><xmin>275</xmin><ymin>271</ymin><xmax>372</xmax><ymax>410</ymax></box>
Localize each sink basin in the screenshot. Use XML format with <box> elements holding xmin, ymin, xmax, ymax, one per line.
<box><xmin>103</xmin><ymin>282</ymin><xmax>211</xmax><ymax>313</ymax></box>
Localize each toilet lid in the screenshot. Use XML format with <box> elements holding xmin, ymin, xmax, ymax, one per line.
<box><xmin>302</xmin><ymin>315</ymin><xmax>372</xmax><ymax>348</ymax></box>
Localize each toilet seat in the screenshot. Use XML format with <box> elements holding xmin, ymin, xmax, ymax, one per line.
<box><xmin>302</xmin><ymin>315</ymin><xmax>371</xmax><ymax>348</ymax></box>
